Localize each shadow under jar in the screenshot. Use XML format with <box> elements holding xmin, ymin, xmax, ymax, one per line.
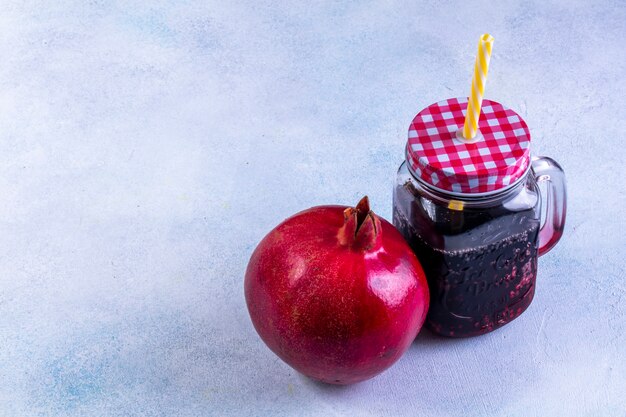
<box><xmin>393</xmin><ymin>98</ymin><xmax>566</xmax><ymax>337</ymax></box>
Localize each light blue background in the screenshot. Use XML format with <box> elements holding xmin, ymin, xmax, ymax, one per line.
<box><xmin>1</xmin><ymin>1</ymin><xmax>624</xmax><ymax>416</ymax></box>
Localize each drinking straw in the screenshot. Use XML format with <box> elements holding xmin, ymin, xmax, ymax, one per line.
<box><xmin>462</xmin><ymin>34</ymin><xmax>494</xmax><ymax>140</ymax></box>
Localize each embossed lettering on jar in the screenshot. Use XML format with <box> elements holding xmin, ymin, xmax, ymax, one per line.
<box><xmin>392</xmin><ymin>98</ymin><xmax>566</xmax><ymax>337</ymax></box>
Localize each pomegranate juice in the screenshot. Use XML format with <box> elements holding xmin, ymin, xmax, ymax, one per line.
<box><xmin>393</xmin><ymin>180</ymin><xmax>540</xmax><ymax>337</ymax></box>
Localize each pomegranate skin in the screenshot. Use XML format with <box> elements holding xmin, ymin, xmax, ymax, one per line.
<box><xmin>244</xmin><ymin>200</ymin><xmax>429</xmax><ymax>384</ymax></box>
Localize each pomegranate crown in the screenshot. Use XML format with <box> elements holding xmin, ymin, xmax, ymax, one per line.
<box><xmin>337</xmin><ymin>196</ymin><xmax>382</xmax><ymax>250</ymax></box>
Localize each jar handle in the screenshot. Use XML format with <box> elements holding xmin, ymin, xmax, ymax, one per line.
<box><xmin>531</xmin><ymin>156</ymin><xmax>567</xmax><ymax>256</ymax></box>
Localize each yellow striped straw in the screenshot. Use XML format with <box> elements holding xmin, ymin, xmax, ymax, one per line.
<box><xmin>462</xmin><ymin>33</ymin><xmax>494</xmax><ymax>140</ymax></box>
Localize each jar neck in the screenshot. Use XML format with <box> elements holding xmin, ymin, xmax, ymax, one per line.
<box><xmin>405</xmin><ymin>162</ymin><xmax>531</xmax><ymax>207</ymax></box>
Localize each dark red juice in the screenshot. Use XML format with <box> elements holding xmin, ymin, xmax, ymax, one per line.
<box><xmin>393</xmin><ymin>180</ymin><xmax>540</xmax><ymax>337</ymax></box>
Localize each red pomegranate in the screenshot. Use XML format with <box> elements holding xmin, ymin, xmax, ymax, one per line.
<box><xmin>244</xmin><ymin>197</ymin><xmax>429</xmax><ymax>384</ymax></box>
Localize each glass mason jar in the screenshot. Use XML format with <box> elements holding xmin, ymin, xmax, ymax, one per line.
<box><xmin>393</xmin><ymin>98</ymin><xmax>567</xmax><ymax>337</ymax></box>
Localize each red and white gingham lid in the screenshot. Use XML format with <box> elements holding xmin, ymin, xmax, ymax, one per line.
<box><xmin>406</xmin><ymin>97</ymin><xmax>531</xmax><ymax>195</ymax></box>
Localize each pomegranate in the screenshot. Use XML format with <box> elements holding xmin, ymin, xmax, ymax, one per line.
<box><xmin>244</xmin><ymin>197</ymin><xmax>429</xmax><ymax>384</ymax></box>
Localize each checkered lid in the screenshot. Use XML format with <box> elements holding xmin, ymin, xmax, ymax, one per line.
<box><xmin>406</xmin><ymin>97</ymin><xmax>531</xmax><ymax>195</ymax></box>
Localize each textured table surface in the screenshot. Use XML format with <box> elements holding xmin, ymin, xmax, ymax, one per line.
<box><xmin>1</xmin><ymin>1</ymin><xmax>625</xmax><ymax>416</ymax></box>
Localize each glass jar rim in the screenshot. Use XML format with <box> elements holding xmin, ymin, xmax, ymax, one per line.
<box><xmin>403</xmin><ymin>154</ymin><xmax>533</xmax><ymax>205</ymax></box>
